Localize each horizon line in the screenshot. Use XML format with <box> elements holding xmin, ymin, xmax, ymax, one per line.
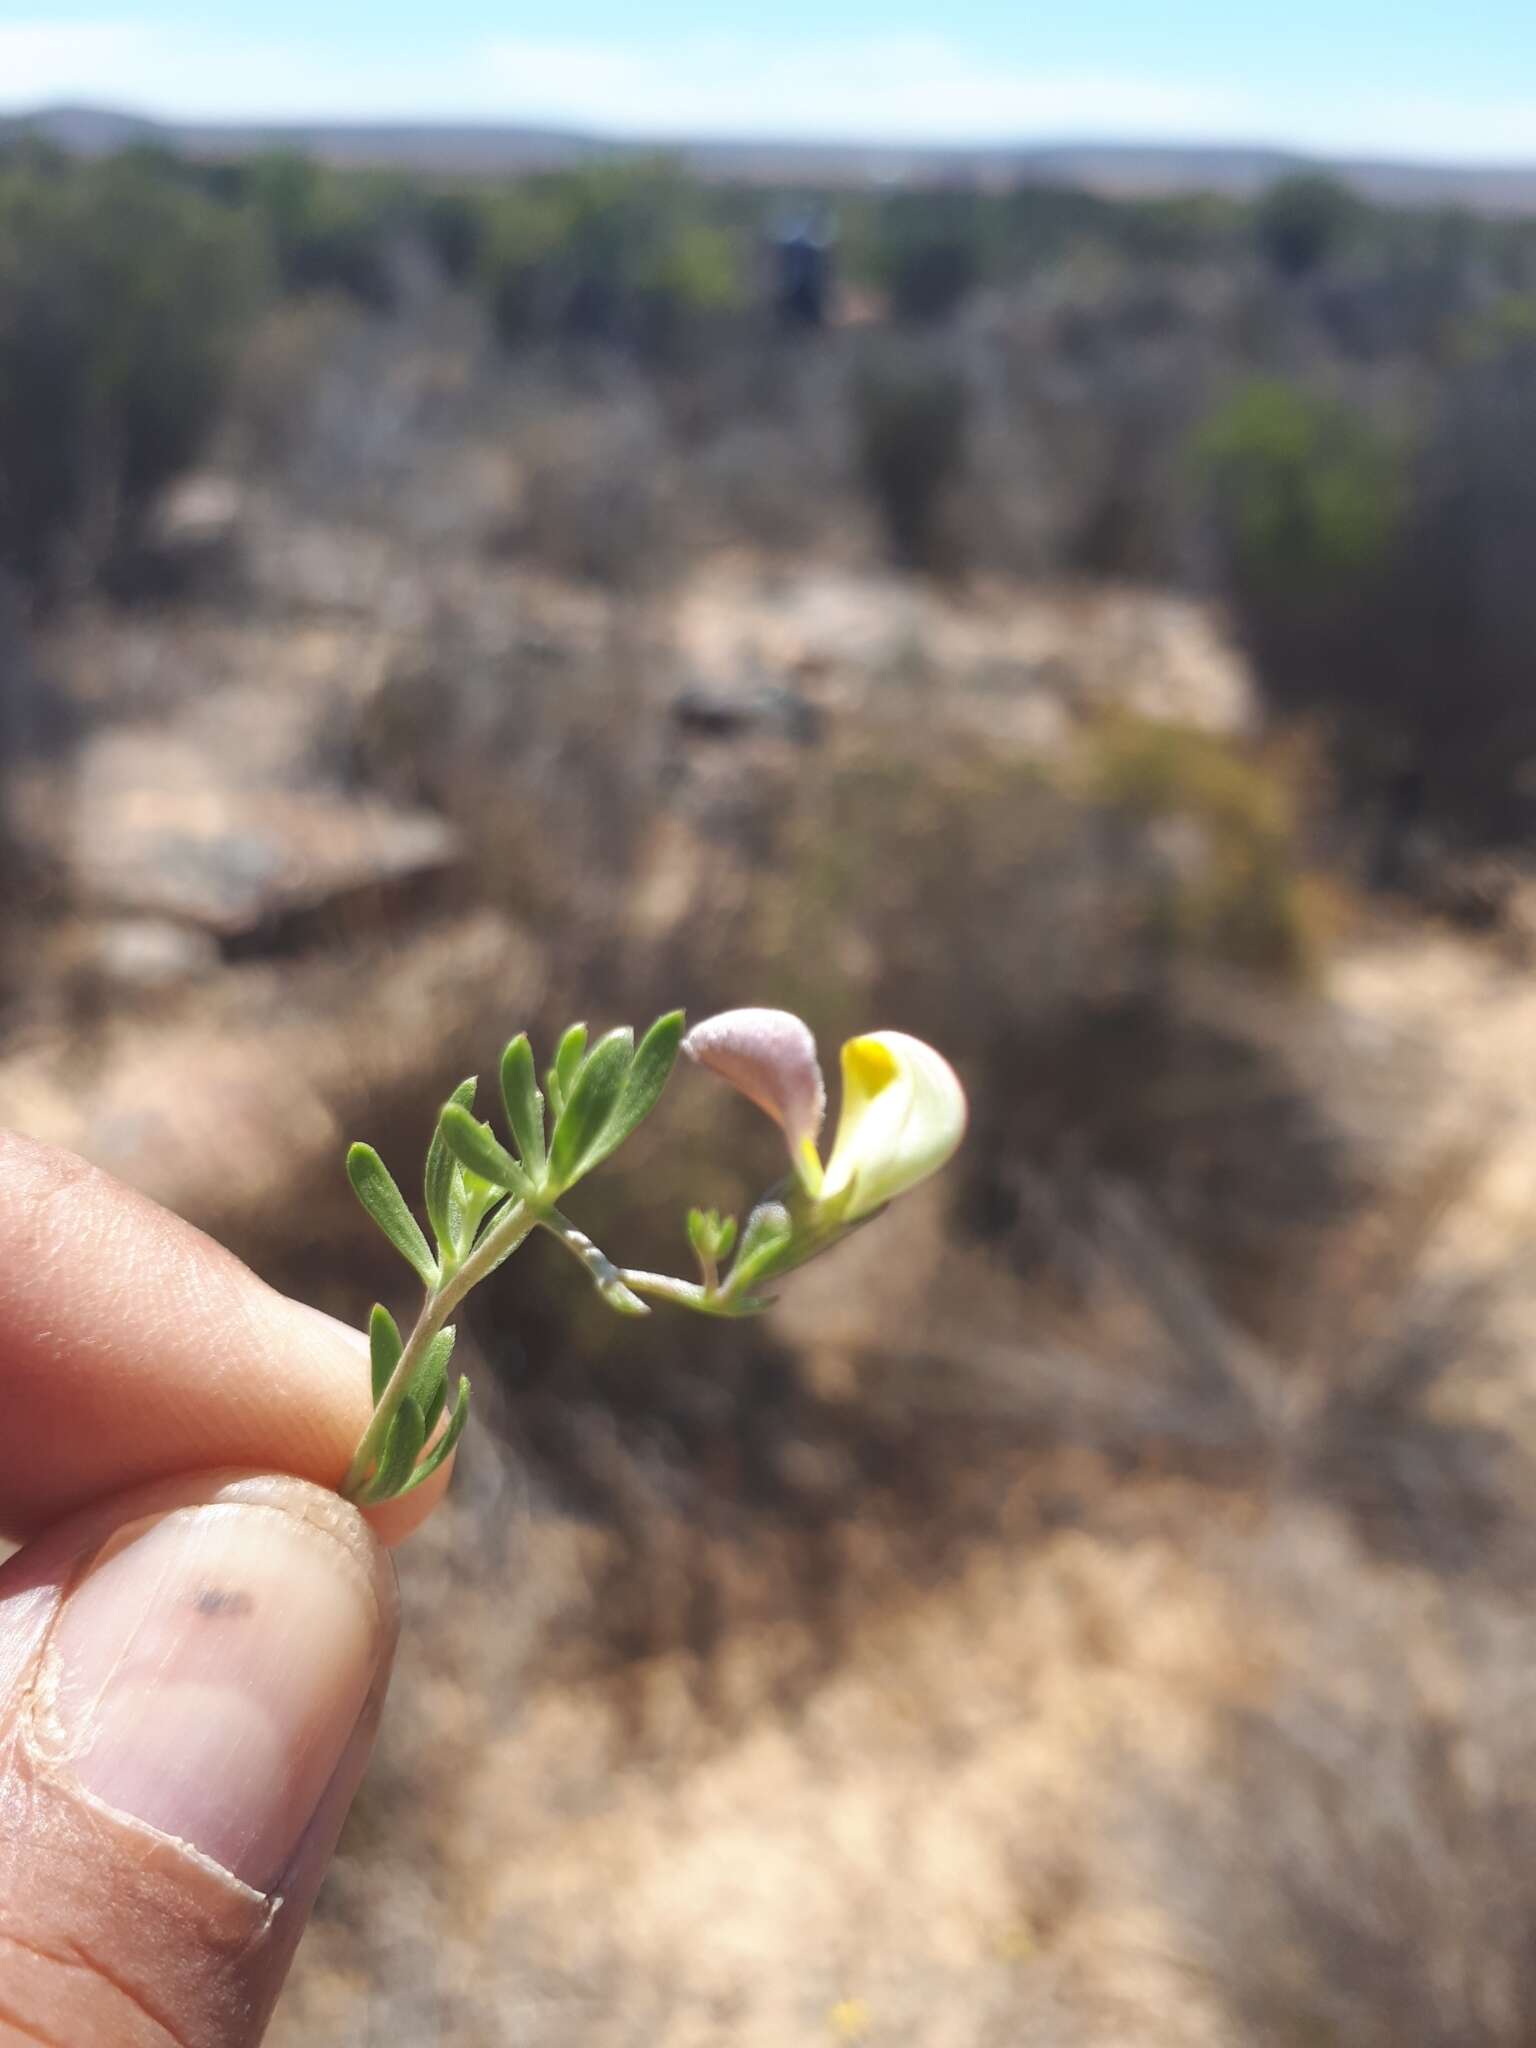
<box><xmin>8</xmin><ymin>101</ymin><xmax>1536</xmax><ymax>177</ymax></box>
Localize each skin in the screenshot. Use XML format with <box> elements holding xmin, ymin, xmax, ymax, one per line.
<box><xmin>0</xmin><ymin>1131</ymin><xmax>451</xmax><ymax>2045</ymax></box>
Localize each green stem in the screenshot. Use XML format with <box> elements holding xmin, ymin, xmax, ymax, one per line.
<box><xmin>531</xmin><ymin>1205</ymin><xmax>727</xmax><ymax>1316</ymax></box>
<box><xmin>342</xmin><ymin>1197</ymin><xmax>533</xmax><ymax>1499</ymax></box>
<box><xmin>618</xmin><ymin>1267</ymin><xmax>719</xmax><ymax>1313</ymax></box>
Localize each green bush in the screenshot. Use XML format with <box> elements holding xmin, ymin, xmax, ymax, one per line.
<box><xmin>480</xmin><ymin>164</ymin><xmax>742</xmax><ymax>362</ymax></box>
<box><xmin>1079</xmin><ymin>712</ymin><xmax>1333</xmax><ymax>979</ymax></box>
<box><xmin>852</xmin><ymin>356</ymin><xmax>970</xmax><ymax>570</ymax></box>
<box><xmin>1196</xmin><ymin>379</ymin><xmax>1403</xmax><ymax>609</ymax></box>
<box><xmin>239</xmin><ymin>153</ymin><xmax>398</xmax><ymax>311</ymax></box>
<box><xmin>1200</xmin><ymin>356</ymin><xmax>1536</xmax><ymax>843</ymax></box>
<box><xmin>1393</xmin><ymin>332</ymin><xmax>1536</xmax><ymax>826</ymax></box>
<box><xmin>873</xmin><ymin>191</ymin><xmax>986</xmax><ymax>324</ymax></box>
<box><xmin>1254</xmin><ymin>173</ymin><xmax>1360</xmax><ymax>279</ymax></box>
<box><xmin>420</xmin><ymin>189</ymin><xmax>488</xmax><ymax>285</ymax></box>
<box><xmin>0</xmin><ymin>156</ymin><xmax>260</xmax><ymax>591</ymax></box>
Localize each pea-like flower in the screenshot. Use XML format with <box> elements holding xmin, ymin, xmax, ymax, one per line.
<box><xmin>343</xmin><ymin>1003</ymin><xmax>966</xmax><ymax>1502</ymax></box>
<box><xmin>683</xmin><ymin>1008</ymin><xmax>967</xmax><ymax>1222</ymax></box>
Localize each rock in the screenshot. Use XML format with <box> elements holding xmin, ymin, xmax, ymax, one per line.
<box><xmin>671</xmin><ymin>682</ymin><xmax>821</xmax><ymax>744</ymax></box>
<box><xmin>0</xmin><ymin>909</ymin><xmax>544</xmax><ymax>1232</ymax></box>
<box><xmin>68</xmin><ymin>729</ymin><xmax>464</xmax><ymax>949</ymax></box>
<box><xmin>80</xmin><ymin>917</ymin><xmax>222</xmax><ymax>993</ymax></box>
<box><xmin>103</xmin><ymin>475</ymin><xmax>246</xmax><ymax>602</ymax></box>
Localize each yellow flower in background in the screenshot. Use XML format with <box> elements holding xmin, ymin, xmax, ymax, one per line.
<box><xmin>829</xmin><ymin>1996</ymin><xmax>872</xmax><ymax>2041</ymax></box>
<box><xmin>683</xmin><ymin>1009</ymin><xmax>966</xmax><ymax>1219</ymax></box>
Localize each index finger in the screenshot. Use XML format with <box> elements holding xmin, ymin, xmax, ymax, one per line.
<box><xmin>0</xmin><ymin>1130</ymin><xmax>448</xmax><ymax>1543</ymax></box>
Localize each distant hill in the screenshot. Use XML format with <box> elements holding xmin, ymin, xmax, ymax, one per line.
<box><xmin>6</xmin><ymin>103</ymin><xmax>1536</xmax><ymax>212</ymax></box>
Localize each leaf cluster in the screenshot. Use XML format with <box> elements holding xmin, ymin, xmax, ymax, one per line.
<box><xmin>341</xmin><ymin>1012</ymin><xmax>685</xmax><ymax>1502</ymax></box>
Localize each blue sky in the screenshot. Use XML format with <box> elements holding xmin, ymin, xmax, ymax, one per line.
<box><xmin>2</xmin><ymin>3</ymin><xmax>1534</xmax><ymax>159</ymax></box>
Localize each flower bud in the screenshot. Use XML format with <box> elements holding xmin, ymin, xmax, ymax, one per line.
<box><xmin>683</xmin><ymin>1008</ymin><xmax>827</xmax><ymax>1192</ymax></box>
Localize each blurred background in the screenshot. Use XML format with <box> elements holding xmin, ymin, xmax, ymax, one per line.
<box><xmin>5</xmin><ymin>3</ymin><xmax>1536</xmax><ymax>2041</ymax></box>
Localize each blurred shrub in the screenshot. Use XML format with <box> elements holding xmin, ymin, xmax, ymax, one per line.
<box><xmin>873</xmin><ymin>190</ymin><xmax>986</xmax><ymax>324</ymax></box>
<box><xmin>1392</xmin><ymin>330</ymin><xmax>1536</xmax><ymax>828</ymax></box>
<box><xmin>419</xmin><ymin>188</ymin><xmax>488</xmax><ymax>285</ymax></box>
<box><xmin>851</xmin><ymin>355</ymin><xmax>970</xmax><ymax>570</ymax></box>
<box><xmin>0</xmin><ymin>155</ymin><xmax>260</xmax><ymax>592</ymax></box>
<box><xmin>1455</xmin><ymin>291</ymin><xmax>1536</xmax><ymax>365</ymax></box>
<box><xmin>481</xmin><ymin>163</ymin><xmax>742</xmax><ymax>364</ymax></box>
<box><xmin>1254</xmin><ymin>172</ymin><xmax>1360</xmax><ymax>278</ymax></box>
<box><xmin>1202</xmin><ymin>356</ymin><xmax>1536</xmax><ymax>841</ymax></box>
<box><xmin>498</xmin><ymin>402</ymin><xmax>676</xmax><ymax>589</ymax></box>
<box><xmin>224</xmin><ymin>293</ymin><xmax>362</xmax><ymax>473</ymax></box>
<box><xmin>1196</xmin><ymin>378</ymin><xmax>1403</xmax><ymax>607</ymax></box>
<box><xmin>1078</xmin><ymin>712</ymin><xmax>1334</xmax><ymax>979</ymax></box>
<box><xmin>1116</xmin><ymin>191</ymin><xmax>1246</xmax><ymax>263</ymax></box>
<box><xmin>1195</xmin><ymin>377</ymin><xmax>1404</xmax><ymax>808</ymax></box>
<box><xmin>238</xmin><ymin>153</ymin><xmax>398</xmax><ymax>312</ymax></box>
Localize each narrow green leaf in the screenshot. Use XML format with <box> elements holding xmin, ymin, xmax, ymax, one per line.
<box><xmin>547</xmin><ymin>1026</ymin><xmax>633</xmax><ymax>1191</ymax></box>
<box><xmin>401</xmin><ymin>1376</ymin><xmax>472</xmax><ymax>1494</ymax></box>
<box><xmin>547</xmin><ymin>1022</ymin><xmax>588</xmax><ymax>1120</ymax></box>
<box><xmin>727</xmin><ymin>1200</ymin><xmax>796</xmax><ymax>1289</ymax></box>
<box><xmin>362</xmin><ymin>1396</ymin><xmax>425</xmax><ymax>1503</ymax></box>
<box><xmin>409</xmin><ymin>1325</ymin><xmax>456</xmax><ymax>1438</ymax></box>
<box><xmin>368</xmin><ymin>1303</ymin><xmax>403</xmax><ymax>1405</ymax></box>
<box><xmin>347</xmin><ymin>1144</ymin><xmax>438</xmax><ymax>1287</ymax></box>
<box><xmin>500</xmin><ymin>1033</ymin><xmax>547</xmax><ymax>1181</ymax></box>
<box><xmin>438</xmin><ymin>1104</ymin><xmax>535</xmax><ymax>1196</ymax></box>
<box><xmin>583</xmin><ymin>1009</ymin><xmax>684</xmax><ymax>1172</ymax></box>
<box><xmin>686</xmin><ymin>1206</ymin><xmax>738</xmax><ymax>1280</ymax></box>
<box><xmin>449</xmin><ymin>1164</ymin><xmax>501</xmax><ymax>1252</ymax></box>
<box><xmin>425</xmin><ymin>1076</ymin><xmax>478</xmax><ymax>1259</ymax></box>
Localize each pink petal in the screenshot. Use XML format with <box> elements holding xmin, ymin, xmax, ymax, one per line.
<box><xmin>682</xmin><ymin>1008</ymin><xmax>827</xmax><ymax>1156</ymax></box>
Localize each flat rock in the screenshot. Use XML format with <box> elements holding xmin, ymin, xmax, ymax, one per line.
<box><xmin>67</xmin><ymin>728</ymin><xmax>462</xmax><ymax>942</ymax></box>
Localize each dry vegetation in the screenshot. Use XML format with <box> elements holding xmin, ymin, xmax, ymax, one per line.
<box><xmin>6</xmin><ymin>143</ymin><xmax>1536</xmax><ymax>2044</ymax></box>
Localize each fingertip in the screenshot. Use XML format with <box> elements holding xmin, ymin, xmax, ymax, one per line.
<box><xmin>0</xmin><ymin>1132</ymin><xmax>469</xmax><ymax>1544</ymax></box>
<box><xmin>0</xmin><ymin>1471</ymin><xmax>401</xmax><ymax>2044</ymax></box>
<box><xmin>360</xmin><ymin>1449</ymin><xmax>457</xmax><ymax>1546</ymax></box>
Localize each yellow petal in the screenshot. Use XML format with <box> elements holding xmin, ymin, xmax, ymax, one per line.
<box><xmin>819</xmin><ymin>1031</ymin><xmax>967</xmax><ymax>1219</ymax></box>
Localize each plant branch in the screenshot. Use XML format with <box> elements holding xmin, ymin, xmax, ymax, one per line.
<box><xmin>342</xmin><ymin>1197</ymin><xmax>533</xmax><ymax>1498</ymax></box>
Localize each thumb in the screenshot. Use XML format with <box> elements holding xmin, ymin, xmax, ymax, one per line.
<box><xmin>0</xmin><ymin>1471</ymin><xmax>398</xmax><ymax>2048</ymax></box>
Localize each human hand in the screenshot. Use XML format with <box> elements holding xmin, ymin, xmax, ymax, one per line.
<box><xmin>0</xmin><ymin>1131</ymin><xmax>448</xmax><ymax>2046</ymax></box>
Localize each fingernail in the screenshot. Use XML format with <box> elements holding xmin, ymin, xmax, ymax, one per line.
<box><xmin>42</xmin><ymin>1495</ymin><xmax>386</xmax><ymax>1888</ymax></box>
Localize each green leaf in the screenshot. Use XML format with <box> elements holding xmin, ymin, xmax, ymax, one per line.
<box><xmin>347</xmin><ymin>1144</ymin><xmax>439</xmax><ymax>1287</ymax></box>
<box><xmin>362</xmin><ymin>1396</ymin><xmax>425</xmax><ymax>1503</ymax></box>
<box><xmin>582</xmin><ymin>1009</ymin><xmax>684</xmax><ymax>1173</ymax></box>
<box><xmin>368</xmin><ymin>1303</ymin><xmax>403</xmax><ymax>1405</ymax></box>
<box><xmin>409</xmin><ymin>1325</ymin><xmax>456</xmax><ymax>1438</ymax></box>
<box><xmin>500</xmin><ymin>1034</ymin><xmax>547</xmax><ymax>1182</ymax></box>
<box><xmin>547</xmin><ymin>1022</ymin><xmax>588</xmax><ymax>1120</ymax></box>
<box><xmin>400</xmin><ymin>1376</ymin><xmax>472</xmax><ymax>1494</ymax></box>
<box><xmin>438</xmin><ymin>1104</ymin><xmax>535</xmax><ymax>1197</ymax></box>
<box><xmin>444</xmin><ymin>1171</ymin><xmax>499</xmax><ymax>1245</ymax></box>
<box><xmin>687</xmin><ymin>1206</ymin><xmax>738</xmax><ymax>1275</ymax></box>
<box><xmin>727</xmin><ymin>1200</ymin><xmax>796</xmax><ymax>1289</ymax></box>
<box><xmin>425</xmin><ymin>1076</ymin><xmax>478</xmax><ymax>1259</ymax></box>
<box><xmin>546</xmin><ymin>1026</ymin><xmax>633</xmax><ymax>1192</ymax></box>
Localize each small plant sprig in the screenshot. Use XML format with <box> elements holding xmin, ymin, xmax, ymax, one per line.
<box><xmin>341</xmin><ymin>1006</ymin><xmax>967</xmax><ymax>1505</ymax></box>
